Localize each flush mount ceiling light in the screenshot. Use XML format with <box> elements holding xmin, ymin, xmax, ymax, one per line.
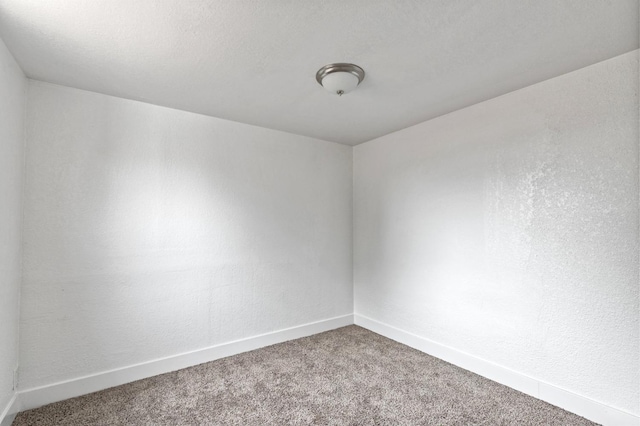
<box><xmin>316</xmin><ymin>63</ymin><xmax>365</xmax><ymax>96</ymax></box>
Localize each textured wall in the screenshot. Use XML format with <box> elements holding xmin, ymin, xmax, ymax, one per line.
<box><xmin>0</xmin><ymin>37</ymin><xmax>25</xmax><ymax>414</ymax></box>
<box><xmin>20</xmin><ymin>81</ymin><xmax>353</xmax><ymax>389</ymax></box>
<box><xmin>354</xmin><ymin>51</ymin><xmax>639</xmax><ymax>414</ymax></box>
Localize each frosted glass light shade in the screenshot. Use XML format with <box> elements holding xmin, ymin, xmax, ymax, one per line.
<box><xmin>321</xmin><ymin>71</ymin><xmax>360</xmax><ymax>95</ymax></box>
<box><xmin>316</xmin><ymin>63</ymin><xmax>365</xmax><ymax>96</ymax></box>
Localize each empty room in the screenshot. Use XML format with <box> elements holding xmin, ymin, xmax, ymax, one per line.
<box><xmin>0</xmin><ymin>1</ymin><xmax>638</xmax><ymax>425</ymax></box>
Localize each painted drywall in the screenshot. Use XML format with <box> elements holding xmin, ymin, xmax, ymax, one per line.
<box><xmin>0</xmin><ymin>37</ymin><xmax>25</xmax><ymax>419</ymax></box>
<box><xmin>354</xmin><ymin>50</ymin><xmax>639</xmax><ymax>415</ymax></box>
<box><xmin>20</xmin><ymin>81</ymin><xmax>352</xmax><ymax>390</ymax></box>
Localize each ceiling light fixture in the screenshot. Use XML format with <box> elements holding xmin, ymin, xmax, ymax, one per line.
<box><xmin>316</xmin><ymin>63</ymin><xmax>365</xmax><ymax>96</ymax></box>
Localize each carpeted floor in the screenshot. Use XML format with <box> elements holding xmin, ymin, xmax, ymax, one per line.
<box><xmin>14</xmin><ymin>326</ymin><xmax>596</xmax><ymax>425</ymax></box>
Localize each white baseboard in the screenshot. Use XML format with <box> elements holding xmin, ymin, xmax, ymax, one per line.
<box><xmin>0</xmin><ymin>392</ymin><xmax>20</xmax><ymax>426</ymax></box>
<box><xmin>354</xmin><ymin>314</ymin><xmax>639</xmax><ymax>426</ymax></box>
<box><xmin>14</xmin><ymin>314</ymin><xmax>639</xmax><ymax>425</ymax></box>
<box><xmin>19</xmin><ymin>314</ymin><xmax>354</xmax><ymax>412</ymax></box>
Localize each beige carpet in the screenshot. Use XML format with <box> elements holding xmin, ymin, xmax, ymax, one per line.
<box><xmin>14</xmin><ymin>326</ymin><xmax>596</xmax><ymax>425</ymax></box>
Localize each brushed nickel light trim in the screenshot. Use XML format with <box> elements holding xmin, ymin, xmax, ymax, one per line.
<box><xmin>316</xmin><ymin>63</ymin><xmax>365</xmax><ymax>95</ymax></box>
<box><xmin>316</xmin><ymin>63</ymin><xmax>365</xmax><ymax>85</ymax></box>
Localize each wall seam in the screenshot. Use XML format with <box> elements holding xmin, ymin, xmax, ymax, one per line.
<box><xmin>15</xmin><ymin>77</ymin><xmax>30</xmax><ymax>393</ymax></box>
<box><xmin>351</xmin><ymin>146</ymin><xmax>355</xmax><ymax>315</ymax></box>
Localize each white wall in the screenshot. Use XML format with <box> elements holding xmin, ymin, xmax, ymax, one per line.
<box><xmin>0</xmin><ymin>37</ymin><xmax>26</xmax><ymax>418</ymax></box>
<box><xmin>354</xmin><ymin>50</ymin><xmax>639</xmax><ymax>415</ymax></box>
<box><xmin>20</xmin><ymin>81</ymin><xmax>352</xmax><ymax>390</ymax></box>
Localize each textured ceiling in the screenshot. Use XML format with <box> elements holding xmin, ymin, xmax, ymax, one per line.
<box><xmin>0</xmin><ymin>1</ymin><xmax>637</xmax><ymax>145</ymax></box>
